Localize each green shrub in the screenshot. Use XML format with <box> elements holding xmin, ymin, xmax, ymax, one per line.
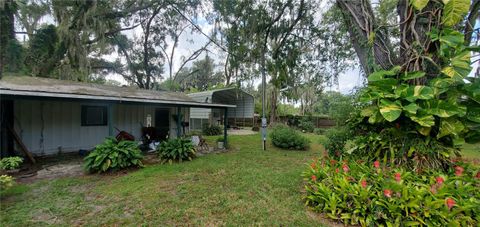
<box><xmin>252</xmin><ymin>126</ymin><xmax>260</xmax><ymax>131</ymax></box>
<box><xmin>323</xmin><ymin>127</ymin><xmax>350</xmax><ymax>157</ymax></box>
<box><xmin>304</xmin><ymin>158</ymin><xmax>480</xmax><ymax>226</ymax></box>
<box><xmin>298</xmin><ymin>118</ymin><xmax>315</xmax><ymax>133</ymax></box>
<box><xmin>202</xmin><ymin>124</ymin><xmax>222</xmax><ymax>136</ymax></box>
<box><xmin>270</xmin><ymin>124</ymin><xmax>310</xmax><ymax>150</ymax></box>
<box><xmin>0</xmin><ymin>157</ymin><xmax>23</xmax><ymax>170</ymax></box>
<box><xmin>0</xmin><ymin>175</ymin><xmax>15</xmax><ymax>191</ymax></box>
<box><xmin>84</xmin><ymin>138</ymin><xmax>144</xmax><ymax>173</ymax></box>
<box><xmin>157</xmin><ymin>138</ymin><xmax>196</xmax><ymax>163</ymax></box>
<box><xmin>313</xmin><ymin>128</ymin><xmax>326</xmax><ymax>135</ymax></box>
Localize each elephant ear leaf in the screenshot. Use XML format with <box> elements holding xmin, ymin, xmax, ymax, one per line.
<box><xmin>437</xmin><ymin>118</ymin><xmax>465</xmax><ymax>139</ymax></box>
<box><xmin>442</xmin><ymin>0</ymin><xmax>470</xmax><ymax>26</ymax></box>
<box><xmin>379</xmin><ymin>99</ymin><xmax>402</xmax><ymax>122</ymax></box>
<box><xmin>410</xmin><ymin>114</ymin><xmax>435</xmax><ymax>127</ymax></box>
<box><xmin>410</xmin><ymin>0</ymin><xmax>429</xmax><ymax>10</ymax></box>
<box><xmin>402</xmin><ymin>71</ymin><xmax>425</xmax><ymax>81</ymax></box>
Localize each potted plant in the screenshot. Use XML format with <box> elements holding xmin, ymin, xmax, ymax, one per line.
<box><xmin>0</xmin><ymin>156</ymin><xmax>23</xmax><ymax>174</ymax></box>
<box><xmin>216</xmin><ymin>138</ymin><xmax>225</xmax><ymax>149</ymax></box>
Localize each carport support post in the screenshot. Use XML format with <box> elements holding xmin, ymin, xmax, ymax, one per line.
<box><xmin>108</xmin><ymin>104</ymin><xmax>113</xmax><ymax>137</ymax></box>
<box><xmin>177</xmin><ymin>106</ymin><xmax>181</xmax><ymax>137</ymax></box>
<box><xmin>224</xmin><ymin>108</ymin><xmax>228</xmax><ymax>148</ymax></box>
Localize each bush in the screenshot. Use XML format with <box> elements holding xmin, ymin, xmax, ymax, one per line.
<box><xmin>157</xmin><ymin>138</ymin><xmax>196</xmax><ymax>163</ymax></box>
<box><xmin>0</xmin><ymin>157</ymin><xmax>23</xmax><ymax>170</ymax></box>
<box><xmin>298</xmin><ymin>118</ymin><xmax>315</xmax><ymax>133</ymax></box>
<box><xmin>323</xmin><ymin>127</ymin><xmax>350</xmax><ymax>157</ymax></box>
<box><xmin>202</xmin><ymin>124</ymin><xmax>222</xmax><ymax>136</ymax></box>
<box><xmin>252</xmin><ymin>126</ymin><xmax>260</xmax><ymax>131</ymax></box>
<box><xmin>0</xmin><ymin>175</ymin><xmax>14</xmax><ymax>191</ymax></box>
<box><xmin>313</xmin><ymin>128</ymin><xmax>326</xmax><ymax>135</ymax></box>
<box><xmin>270</xmin><ymin>124</ymin><xmax>310</xmax><ymax>150</ymax></box>
<box><xmin>84</xmin><ymin>138</ymin><xmax>144</xmax><ymax>173</ymax></box>
<box><xmin>304</xmin><ymin>158</ymin><xmax>480</xmax><ymax>226</ymax></box>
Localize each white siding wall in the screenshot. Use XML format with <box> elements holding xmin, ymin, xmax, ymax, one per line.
<box><xmin>13</xmin><ymin>100</ymin><xmax>185</xmax><ymax>156</ymax></box>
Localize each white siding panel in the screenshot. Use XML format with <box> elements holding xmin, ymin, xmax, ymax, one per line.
<box><xmin>13</xmin><ymin>100</ymin><xmax>185</xmax><ymax>155</ymax></box>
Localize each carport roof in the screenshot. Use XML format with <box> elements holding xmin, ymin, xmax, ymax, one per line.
<box><xmin>0</xmin><ymin>76</ymin><xmax>235</xmax><ymax>108</ymax></box>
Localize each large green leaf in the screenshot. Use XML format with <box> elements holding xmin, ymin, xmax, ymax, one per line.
<box><xmin>442</xmin><ymin>0</ymin><xmax>470</xmax><ymax>26</ymax></box>
<box><xmin>361</xmin><ymin>105</ymin><xmax>378</xmax><ymax>117</ymax></box>
<box><xmin>367</xmin><ymin>66</ymin><xmax>401</xmax><ymax>82</ymax></box>
<box><xmin>466</xmin><ymin>106</ymin><xmax>480</xmax><ymax>123</ymax></box>
<box><xmin>403</xmin><ymin>86</ymin><xmax>434</xmax><ymax>102</ymax></box>
<box><xmin>437</xmin><ymin>118</ymin><xmax>465</xmax><ymax>139</ymax></box>
<box><xmin>403</xmin><ymin>103</ymin><xmax>419</xmax><ymax>114</ymax></box>
<box><xmin>410</xmin><ymin>0</ymin><xmax>429</xmax><ymax>10</ymax></box>
<box><xmin>424</xmin><ymin>100</ymin><xmax>466</xmax><ymax>117</ymax></box>
<box><xmin>429</xmin><ymin>78</ymin><xmax>455</xmax><ymax>95</ymax></box>
<box><xmin>438</xmin><ymin>28</ymin><xmax>464</xmax><ymax>47</ymax></box>
<box><xmin>410</xmin><ymin>114</ymin><xmax>435</xmax><ymax>127</ymax></box>
<box><xmin>379</xmin><ymin>99</ymin><xmax>402</xmax><ymax>122</ymax></box>
<box><xmin>402</xmin><ymin>71</ymin><xmax>425</xmax><ymax>81</ymax></box>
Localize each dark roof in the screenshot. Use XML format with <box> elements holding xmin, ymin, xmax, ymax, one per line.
<box><xmin>0</xmin><ymin>76</ymin><xmax>235</xmax><ymax>108</ymax></box>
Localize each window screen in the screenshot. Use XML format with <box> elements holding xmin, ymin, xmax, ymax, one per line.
<box><xmin>81</xmin><ymin>105</ymin><xmax>108</xmax><ymax>126</ymax></box>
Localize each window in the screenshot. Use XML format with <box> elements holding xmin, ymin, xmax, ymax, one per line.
<box><xmin>81</xmin><ymin>105</ymin><xmax>108</xmax><ymax>126</ymax></box>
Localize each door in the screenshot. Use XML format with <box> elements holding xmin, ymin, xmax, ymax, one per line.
<box><xmin>155</xmin><ymin>109</ymin><xmax>170</xmax><ymax>141</ymax></box>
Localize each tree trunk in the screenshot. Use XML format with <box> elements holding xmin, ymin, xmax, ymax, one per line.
<box><xmin>336</xmin><ymin>0</ymin><xmax>396</xmax><ymax>75</ymax></box>
<box><xmin>0</xmin><ymin>0</ymin><xmax>16</xmax><ymax>76</ymax></box>
<box><xmin>269</xmin><ymin>87</ymin><xmax>278</xmax><ymax>124</ymax></box>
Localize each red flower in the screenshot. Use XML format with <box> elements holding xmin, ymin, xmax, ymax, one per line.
<box><xmin>445</xmin><ymin>198</ymin><xmax>455</xmax><ymax>210</ymax></box>
<box><xmin>335</xmin><ymin>168</ymin><xmax>339</xmax><ymax>173</ymax></box>
<box><xmin>383</xmin><ymin>189</ymin><xmax>392</xmax><ymax>198</ymax></box>
<box><xmin>394</xmin><ymin>173</ymin><xmax>401</xmax><ymax>182</ymax></box>
<box><xmin>476</xmin><ymin>172</ymin><xmax>480</xmax><ymax>179</ymax></box>
<box><xmin>342</xmin><ymin>164</ymin><xmax>349</xmax><ymax>173</ymax></box>
<box><xmin>360</xmin><ymin>179</ymin><xmax>367</xmax><ymax>188</ymax></box>
<box><xmin>436</xmin><ymin>176</ymin><xmax>444</xmax><ymax>185</ymax></box>
<box><xmin>374</xmin><ymin>160</ymin><xmax>380</xmax><ymax>168</ymax></box>
<box><xmin>454</xmin><ymin>166</ymin><xmax>464</xmax><ymax>176</ymax></box>
<box><xmin>311</xmin><ymin>175</ymin><xmax>317</xmax><ymax>181</ymax></box>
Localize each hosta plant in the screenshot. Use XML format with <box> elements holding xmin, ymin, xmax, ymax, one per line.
<box><xmin>304</xmin><ymin>158</ymin><xmax>480</xmax><ymax>226</ymax></box>
<box><xmin>157</xmin><ymin>138</ymin><xmax>196</xmax><ymax>163</ymax></box>
<box><xmin>0</xmin><ymin>156</ymin><xmax>23</xmax><ymax>170</ymax></box>
<box><xmin>0</xmin><ymin>175</ymin><xmax>15</xmax><ymax>191</ymax></box>
<box><xmin>84</xmin><ymin>137</ymin><xmax>144</xmax><ymax>173</ymax></box>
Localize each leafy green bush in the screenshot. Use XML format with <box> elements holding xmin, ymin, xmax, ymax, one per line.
<box><xmin>298</xmin><ymin>118</ymin><xmax>315</xmax><ymax>133</ymax></box>
<box><xmin>313</xmin><ymin>128</ymin><xmax>326</xmax><ymax>135</ymax></box>
<box><xmin>0</xmin><ymin>175</ymin><xmax>14</xmax><ymax>191</ymax></box>
<box><xmin>202</xmin><ymin>124</ymin><xmax>222</xmax><ymax>136</ymax></box>
<box><xmin>304</xmin><ymin>158</ymin><xmax>480</xmax><ymax>226</ymax></box>
<box><xmin>0</xmin><ymin>157</ymin><xmax>23</xmax><ymax>170</ymax></box>
<box><xmin>270</xmin><ymin>124</ymin><xmax>310</xmax><ymax>150</ymax></box>
<box><xmin>323</xmin><ymin>127</ymin><xmax>350</xmax><ymax>157</ymax></box>
<box><xmin>157</xmin><ymin>138</ymin><xmax>196</xmax><ymax>163</ymax></box>
<box><xmin>84</xmin><ymin>138</ymin><xmax>144</xmax><ymax>173</ymax></box>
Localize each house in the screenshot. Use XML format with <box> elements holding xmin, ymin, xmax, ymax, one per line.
<box><xmin>187</xmin><ymin>88</ymin><xmax>255</xmax><ymax>130</ymax></box>
<box><xmin>0</xmin><ymin>76</ymin><xmax>234</xmax><ymax>157</ymax></box>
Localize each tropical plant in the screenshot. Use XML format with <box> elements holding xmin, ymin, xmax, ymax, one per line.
<box><xmin>84</xmin><ymin>137</ymin><xmax>144</xmax><ymax>173</ymax></box>
<box><xmin>0</xmin><ymin>157</ymin><xmax>23</xmax><ymax>170</ymax></box>
<box><xmin>157</xmin><ymin>138</ymin><xmax>196</xmax><ymax>163</ymax></box>
<box><xmin>270</xmin><ymin>124</ymin><xmax>310</xmax><ymax>150</ymax></box>
<box><xmin>0</xmin><ymin>175</ymin><xmax>15</xmax><ymax>191</ymax></box>
<box><xmin>202</xmin><ymin>124</ymin><xmax>222</xmax><ymax>136</ymax></box>
<box><xmin>353</xmin><ymin>0</ymin><xmax>480</xmax><ymax>167</ymax></box>
<box><xmin>304</xmin><ymin>158</ymin><xmax>480</xmax><ymax>226</ymax></box>
<box><xmin>323</xmin><ymin>127</ymin><xmax>350</xmax><ymax>157</ymax></box>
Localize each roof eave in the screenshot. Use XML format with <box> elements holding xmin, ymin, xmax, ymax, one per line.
<box><xmin>0</xmin><ymin>89</ymin><xmax>236</xmax><ymax>108</ymax></box>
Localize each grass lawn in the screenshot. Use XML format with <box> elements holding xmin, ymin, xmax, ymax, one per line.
<box><xmin>0</xmin><ymin>134</ymin><xmax>328</xmax><ymax>226</ymax></box>
<box><xmin>462</xmin><ymin>143</ymin><xmax>480</xmax><ymax>160</ymax></box>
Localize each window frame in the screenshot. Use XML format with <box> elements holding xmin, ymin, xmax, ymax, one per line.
<box><xmin>81</xmin><ymin>105</ymin><xmax>108</xmax><ymax>126</ymax></box>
